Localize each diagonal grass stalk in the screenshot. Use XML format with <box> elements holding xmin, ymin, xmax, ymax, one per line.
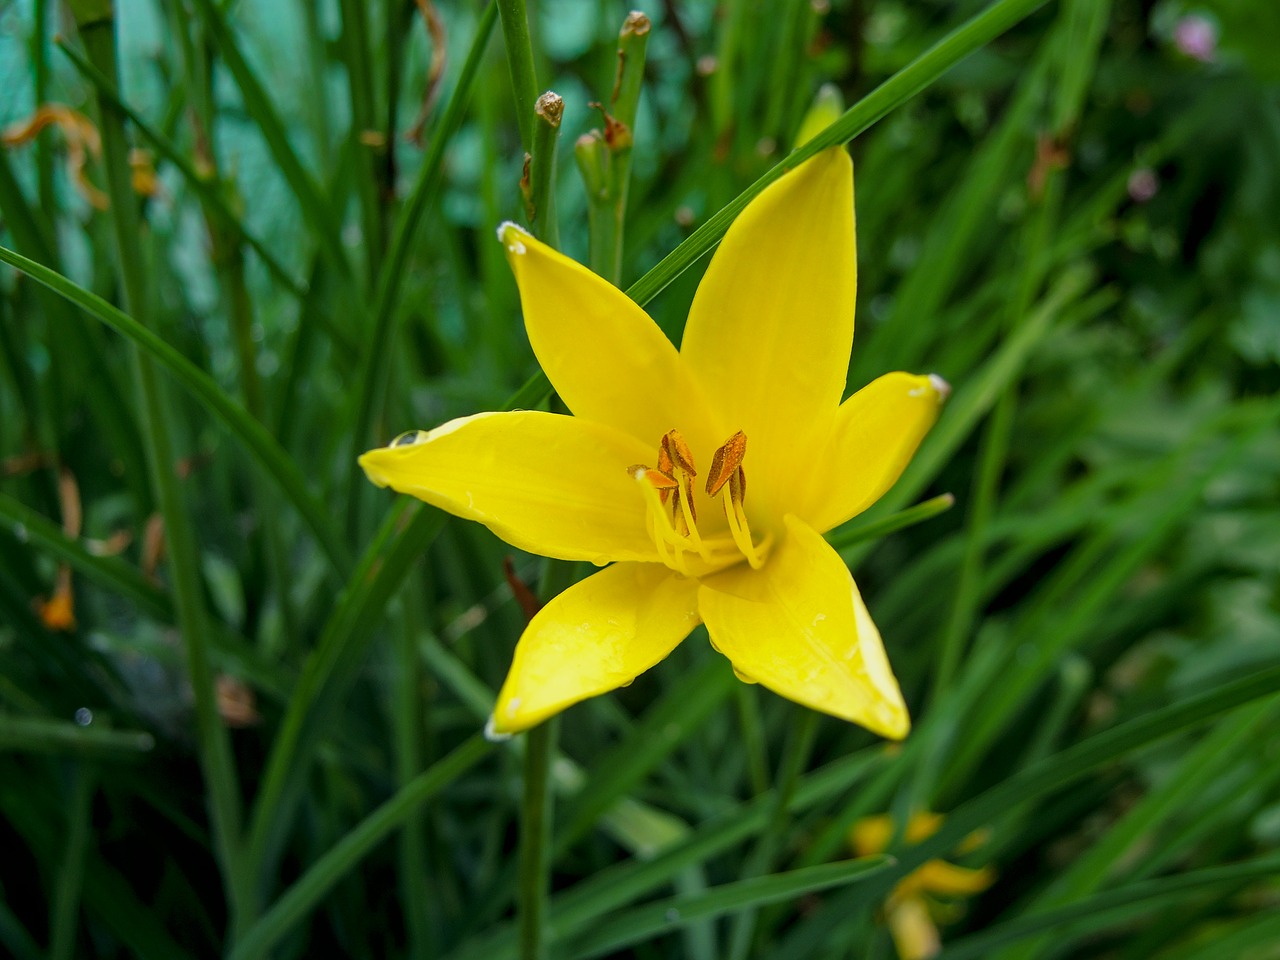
<box><xmin>505</xmin><ymin>0</ymin><xmax>1057</xmax><ymax>411</ymax></box>
<box><xmin>228</xmin><ymin>736</ymin><xmax>496</xmax><ymax>960</ymax></box>
<box><xmin>0</xmin><ymin>245</ymin><xmax>353</xmax><ymax>575</ymax></box>
<box><xmin>347</xmin><ymin>1</ymin><xmax>498</xmax><ymax>531</ymax></box>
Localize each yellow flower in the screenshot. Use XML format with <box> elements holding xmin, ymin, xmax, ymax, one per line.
<box><xmin>360</xmin><ymin>148</ymin><xmax>948</xmax><ymax>738</ymax></box>
<box><xmin>850</xmin><ymin>812</ymin><xmax>996</xmax><ymax>960</ymax></box>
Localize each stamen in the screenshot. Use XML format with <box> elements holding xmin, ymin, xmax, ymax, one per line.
<box><xmin>709</xmin><ymin>432</ymin><xmax>767</xmax><ymax>569</ymax></box>
<box><xmin>661</xmin><ymin>429</ymin><xmax>697</xmax><ymax>477</ymax></box>
<box><xmin>631</xmin><ymin>429</ymin><xmax>771</xmax><ymax>574</ymax></box>
<box><xmin>633</xmin><ymin>467</ymin><xmax>691</xmax><ymax>575</ymax></box>
<box><xmin>706</xmin><ymin>430</ymin><xmax>746</xmax><ymax>497</ymax></box>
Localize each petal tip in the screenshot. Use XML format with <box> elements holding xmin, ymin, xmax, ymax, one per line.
<box><xmin>483</xmin><ymin>714</ymin><xmax>514</xmax><ymax>742</ymax></box>
<box><xmin>883</xmin><ymin>710</ymin><xmax>911</xmax><ymax>741</ymax></box>
<box><xmin>356</xmin><ymin>449</ymin><xmax>391</xmax><ymax>488</ymax></box>
<box><xmin>496</xmin><ymin>220</ymin><xmax>531</xmax><ymax>255</ymax></box>
<box><xmin>927</xmin><ymin>373</ymin><xmax>951</xmax><ymax>402</ymax></box>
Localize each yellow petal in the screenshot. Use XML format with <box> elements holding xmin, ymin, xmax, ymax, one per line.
<box><xmin>851</xmin><ymin>811</ymin><xmax>946</xmax><ymax>857</ymax></box>
<box><xmin>905</xmin><ymin>811</ymin><xmax>946</xmax><ymax>844</ymax></box>
<box><xmin>886</xmin><ymin>895</ymin><xmax>941</xmax><ymax>960</ymax></box>
<box><xmin>911</xmin><ymin>860</ymin><xmax>996</xmax><ymax>898</ymax></box>
<box><xmin>499</xmin><ymin>223</ymin><xmax>722</xmax><ymax>454</ymax></box>
<box><xmin>359</xmin><ymin>411</ymin><xmax>658</xmax><ymax>565</ymax></box>
<box><xmin>698</xmin><ymin>514</ymin><xmax>909</xmax><ymax>738</ymax></box>
<box><xmin>799</xmin><ymin>371</ymin><xmax>948</xmax><ymax>534</ymax></box>
<box><xmin>850</xmin><ymin>814</ymin><xmax>893</xmax><ymax>857</ymax></box>
<box><xmin>490</xmin><ymin>562</ymin><xmax>701</xmax><ymax>734</ymax></box>
<box><xmin>679</xmin><ymin>148</ymin><xmax>856</xmax><ymax>523</ymax></box>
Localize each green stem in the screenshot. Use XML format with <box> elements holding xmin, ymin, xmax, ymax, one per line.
<box><xmin>827</xmin><ymin>493</ymin><xmax>956</xmax><ymax>552</ymax></box>
<box><xmin>346</xmin><ymin>2</ymin><xmax>498</xmax><ymax>532</ymax></box>
<box><xmin>497</xmin><ymin>0</ymin><xmax>539</xmax><ymax>150</ymax></box>
<box><xmin>301</xmin><ymin>0</ymin><xmax>333</xmax><ymax>170</ymax></box>
<box><xmin>728</xmin><ymin>708</ymin><xmax>820</xmax><ymax>960</ymax></box>
<box><xmin>56</xmin><ymin>38</ymin><xmax>339</xmax><ymax>337</ymax></box>
<box><xmin>0</xmin><ymin>242</ymin><xmax>354</xmax><ymax>577</ymax></box>
<box><xmin>395</xmin><ymin>592</ymin><xmax>431</xmax><ymax>960</ymax></box>
<box><xmin>577</xmin><ymin>12</ymin><xmax>649</xmax><ymax>285</ymax></box>
<box><xmin>229</xmin><ymin>736</ymin><xmax>495</xmax><ymax>960</ymax></box>
<box><xmin>49</xmin><ymin>766</ymin><xmax>94</xmax><ymax>960</ymax></box>
<box><xmin>31</xmin><ymin>0</ymin><xmax>56</xmax><ymax>212</ymax></box>
<box><xmin>734</xmin><ymin>685</ymin><xmax>771</xmax><ymax>798</ymax></box>
<box><xmin>518</xmin><ymin>0</ymin><xmax>1056</xmax><ymax>407</ymax></box>
<box><xmin>337</xmin><ymin>0</ymin><xmax>385</xmax><ymax>281</ymax></box>
<box><xmin>931</xmin><ymin>160</ymin><xmax>1064</xmax><ymax>704</ymax></box>
<box><xmin>523</xmin><ymin>92</ymin><xmax>563</xmax><ymax>247</ymax></box>
<box><xmin>518</xmin><ymin>721</ymin><xmax>557</xmax><ymax>960</ymax></box>
<box><xmin>67</xmin><ymin>0</ymin><xmax>249</xmax><ymax>934</ymax></box>
<box><xmin>189</xmin><ymin>0</ymin><xmax>350</xmax><ymax>277</ymax></box>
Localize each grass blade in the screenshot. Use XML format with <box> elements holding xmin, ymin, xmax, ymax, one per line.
<box><xmin>229</xmin><ymin>735</ymin><xmax>495</xmax><ymax>960</ymax></box>
<box><xmin>0</xmin><ymin>244</ymin><xmax>353</xmax><ymax>576</ymax></box>
<box><xmin>565</xmin><ymin>856</ymin><xmax>895</xmax><ymax>959</ymax></box>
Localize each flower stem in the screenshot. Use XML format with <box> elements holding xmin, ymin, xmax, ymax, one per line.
<box><xmin>497</xmin><ymin>0</ymin><xmax>539</xmax><ymax>151</ymax></box>
<box><xmin>523</xmin><ymin>92</ymin><xmax>563</xmax><ymax>247</ymax></box>
<box><xmin>518</xmin><ymin>719</ymin><xmax>557</xmax><ymax>960</ymax></box>
<box><xmin>576</xmin><ymin>12</ymin><xmax>650</xmax><ymax>284</ymax></box>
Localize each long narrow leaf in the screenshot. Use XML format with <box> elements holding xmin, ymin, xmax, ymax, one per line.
<box><xmin>0</xmin><ymin>245</ymin><xmax>353</xmax><ymax>575</ymax></box>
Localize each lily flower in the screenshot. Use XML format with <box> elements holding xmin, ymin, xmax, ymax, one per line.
<box><xmin>360</xmin><ymin>148</ymin><xmax>948</xmax><ymax>738</ymax></box>
<box><xmin>850</xmin><ymin>812</ymin><xmax>996</xmax><ymax>960</ymax></box>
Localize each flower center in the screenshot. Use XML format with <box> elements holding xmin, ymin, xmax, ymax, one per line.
<box><xmin>630</xmin><ymin>428</ymin><xmax>771</xmax><ymax>577</ymax></box>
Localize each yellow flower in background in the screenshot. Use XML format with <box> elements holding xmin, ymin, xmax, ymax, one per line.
<box><xmin>360</xmin><ymin>148</ymin><xmax>948</xmax><ymax>738</ymax></box>
<box><xmin>851</xmin><ymin>812</ymin><xmax>996</xmax><ymax>960</ymax></box>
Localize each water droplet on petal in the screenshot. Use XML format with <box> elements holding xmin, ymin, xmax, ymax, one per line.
<box><xmin>391</xmin><ymin>430</ymin><xmax>421</xmax><ymax>447</ymax></box>
<box><xmin>74</xmin><ymin>707</ymin><xmax>93</xmax><ymax>726</ymax></box>
<box><xmin>732</xmin><ymin>667</ymin><xmax>758</xmax><ymax>685</ymax></box>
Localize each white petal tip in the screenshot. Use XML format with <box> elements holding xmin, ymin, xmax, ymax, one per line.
<box><xmin>928</xmin><ymin>373</ymin><xmax>951</xmax><ymax>401</ymax></box>
<box><xmin>496</xmin><ymin>220</ymin><xmax>529</xmax><ymax>255</ymax></box>
<box><xmin>483</xmin><ymin>714</ymin><xmax>513</xmax><ymax>742</ymax></box>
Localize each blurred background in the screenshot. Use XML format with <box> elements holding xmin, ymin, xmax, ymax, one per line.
<box><xmin>1</xmin><ymin>0</ymin><xmax>1278</xmax><ymax>957</ymax></box>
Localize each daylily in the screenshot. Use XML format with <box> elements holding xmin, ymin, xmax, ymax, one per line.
<box><xmin>360</xmin><ymin>148</ymin><xmax>948</xmax><ymax>738</ymax></box>
<box><xmin>850</xmin><ymin>812</ymin><xmax>996</xmax><ymax>960</ymax></box>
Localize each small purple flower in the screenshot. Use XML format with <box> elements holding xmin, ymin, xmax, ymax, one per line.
<box><xmin>1174</xmin><ymin>15</ymin><xmax>1217</xmax><ymax>63</ymax></box>
<box><xmin>1127</xmin><ymin>168</ymin><xmax>1159</xmax><ymax>203</ymax></box>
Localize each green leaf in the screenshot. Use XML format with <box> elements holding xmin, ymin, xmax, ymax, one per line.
<box><xmin>565</xmin><ymin>856</ymin><xmax>895</xmax><ymax>959</ymax></box>
<box><xmin>228</xmin><ymin>735</ymin><xmax>495</xmax><ymax>960</ymax></box>
<box><xmin>0</xmin><ymin>244</ymin><xmax>353</xmax><ymax>576</ymax></box>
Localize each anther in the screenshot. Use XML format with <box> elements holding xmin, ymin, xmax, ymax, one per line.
<box><xmin>706</xmin><ymin>430</ymin><xmax>746</xmax><ymax>497</ymax></box>
<box><xmin>661</xmin><ymin>429</ymin><xmax>697</xmax><ymax>477</ymax></box>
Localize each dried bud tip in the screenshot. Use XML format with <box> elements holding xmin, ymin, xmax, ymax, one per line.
<box><xmin>622</xmin><ymin>11</ymin><xmax>651</xmax><ymax>36</ymax></box>
<box><xmin>928</xmin><ymin>373</ymin><xmax>952</xmax><ymax>400</ymax></box>
<box><xmin>535</xmin><ymin>91</ymin><xmax>564</xmax><ymax>127</ymax></box>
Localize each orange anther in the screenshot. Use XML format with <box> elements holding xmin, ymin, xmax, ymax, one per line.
<box><xmin>706</xmin><ymin>431</ymin><xmax>747</xmax><ymax>497</ymax></box>
<box><xmin>643</xmin><ymin>467</ymin><xmax>678</xmax><ymax>490</ymax></box>
<box><xmin>660</xmin><ymin>429</ymin><xmax>697</xmax><ymax>476</ymax></box>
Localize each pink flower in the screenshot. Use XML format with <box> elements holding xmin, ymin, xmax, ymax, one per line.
<box><xmin>1174</xmin><ymin>15</ymin><xmax>1217</xmax><ymax>63</ymax></box>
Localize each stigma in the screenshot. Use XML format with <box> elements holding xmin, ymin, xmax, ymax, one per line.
<box><xmin>630</xmin><ymin>429</ymin><xmax>770</xmax><ymax>576</ymax></box>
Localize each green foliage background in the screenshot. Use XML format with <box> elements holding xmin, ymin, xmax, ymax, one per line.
<box><xmin>1</xmin><ymin>0</ymin><xmax>1278</xmax><ymax>957</ymax></box>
